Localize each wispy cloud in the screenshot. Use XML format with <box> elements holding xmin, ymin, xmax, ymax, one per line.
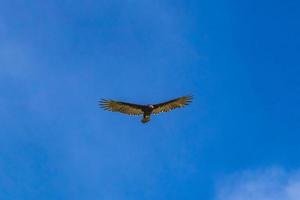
<box><xmin>215</xmin><ymin>167</ymin><xmax>300</xmax><ymax>200</ymax></box>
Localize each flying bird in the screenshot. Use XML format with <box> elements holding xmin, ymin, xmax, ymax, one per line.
<box><xmin>99</xmin><ymin>95</ymin><xmax>192</xmax><ymax>123</ymax></box>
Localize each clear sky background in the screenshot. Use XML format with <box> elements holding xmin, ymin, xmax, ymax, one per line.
<box><xmin>0</xmin><ymin>0</ymin><xmax>299</xmax><ymax>199</ymax></box>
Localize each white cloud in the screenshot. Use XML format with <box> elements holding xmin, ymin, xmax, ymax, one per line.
<box><xmin>215</xmin><ymin>167</ymin><xmax>300</xmax><ymax>200</ymax></box>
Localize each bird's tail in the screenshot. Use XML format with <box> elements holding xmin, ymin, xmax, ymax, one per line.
<box><xmin>141</xmin><ymin>115</ymin><xmax>150</xmax><ymax>123</ymax></box>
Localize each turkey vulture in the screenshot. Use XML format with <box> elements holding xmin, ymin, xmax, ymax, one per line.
<box><xmin>99</xmin><ymin>95</ymin><xmax>192</xmax><ymax>123</ymax></box>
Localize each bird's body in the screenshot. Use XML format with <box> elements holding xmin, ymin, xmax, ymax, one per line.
<box><xmin>141</xmin><ymin>105</ymin><xmax>154</xmax><ymax>123</ymax></box>
<box><xmin>99</xmin><ymin>95</ymin><xmax>192</xmax><ymax>123</ymax></box>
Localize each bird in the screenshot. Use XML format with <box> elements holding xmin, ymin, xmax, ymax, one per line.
<box><xmin>99</xmin><ymin>95</ymin><xmax>192</xmax><ymax>123</ymax></box>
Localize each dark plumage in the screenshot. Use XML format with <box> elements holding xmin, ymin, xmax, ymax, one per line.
<box><xmin>99</xmin><ymin>95</ymin><xmax>192</xmax><ymax>123</ymax></box>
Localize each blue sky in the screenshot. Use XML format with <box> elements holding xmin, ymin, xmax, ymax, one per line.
<box><xmin>0</xmin><ymin>0</ymin><xmax>299</xmax><ymax>199</ymax></box>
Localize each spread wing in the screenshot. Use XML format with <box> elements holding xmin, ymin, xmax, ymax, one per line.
<box><xmin>152</xmin><ymin>95</ymin><xmax>192</xmax><ymax>114</ymax></box>
<box><xmin>99</xmin><ymin>99</ymin><xmax>145</xmax><ymax>115</ymax></box>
